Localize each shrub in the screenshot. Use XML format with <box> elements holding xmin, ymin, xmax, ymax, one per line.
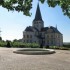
<box><xmin>48</xmin><ymin>46</ymin><xmax>59</xmax><ymax>49</ymax></box>
<box><xmin>63</xmin><ymin>44</ymin><xmax>70</xmax><ymax>48</ymax></box>
<box><xmin>48</xmin><ymin>46</ymin><xmax>70</xmax><ymax>50</ymax></box>
<box><xmin>0</xmin><ymin>41</ymin><xmax>6</xmax><ymax>47</ymax></box>
<box><xmin>59</xmin><ymin>47</ymin><xmax>70</xmax><ymax>50</ymax></box>
<box><xmin>11</xmin><ymin>42</ymin><xmax>40</xmax><ymax>48</ymax></box>
<box><xmin>6</xmin><ymin>41</ymin><xmax>11</xmax><ymax>48</ymax></box>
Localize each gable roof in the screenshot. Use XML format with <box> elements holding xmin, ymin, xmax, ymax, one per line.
<box><xmin>25</xmin><ymin>26</ymin><xmax>34</xmax><ymax>32</ymax></box>
<box><xmin>25</xmin><ymin>26</ymin><xmax>39</xmax><ymax>32</ymax></box>
<box><xmin>41</xmin><ymin>26</ymin><xmax>62</xmax><ymax>34</ymax></box>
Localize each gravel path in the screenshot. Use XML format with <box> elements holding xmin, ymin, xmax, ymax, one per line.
<box><xmin>0</xmin><ymin>47</ymin><xmax>70</xmax><ymax>70</ymax></box>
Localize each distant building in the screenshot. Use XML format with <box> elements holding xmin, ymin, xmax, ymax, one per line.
<box><xmin>22</xmin><ymin>4</ymin><xmax>63</xmax><ymax>47</ymax></box>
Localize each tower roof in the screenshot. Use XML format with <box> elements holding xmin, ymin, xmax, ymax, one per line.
<box><xmin>33</xmin><ymin>3</ymin><xmax>43</xmax><ymax>21</ymax></box>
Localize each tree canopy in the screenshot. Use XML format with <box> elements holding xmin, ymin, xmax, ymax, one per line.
<box><xmin>0</xmin><ymin>0</ymin><xmax>70</xmax><ymax>18</ymax></box>
<box><xmin>0</xmin><ymin>37</ymin><xmax>2</xmax><ymax>41</ymax></box>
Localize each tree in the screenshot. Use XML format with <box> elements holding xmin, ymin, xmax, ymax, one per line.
<box><xmin>6</xmin><ymin>40</ymin><xmax>11</xmax><ymax>48</ymax></box>
<box><xmin>0</xmin><ymin>37</ymin><xmax>2</xmax><ymax>41</ymax></box>
<box><xmin>13</xmin><ymin>39</ymin><xmax>18</xmax><ymax>42</ymax></box>
<box><xmin>0</xmin><ymin>0</ymin><xmax>70</xmax><ymax>18</ymax></box>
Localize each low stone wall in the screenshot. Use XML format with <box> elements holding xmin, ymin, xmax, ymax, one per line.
<box><xmin>13</xmin><ymin>48</ymin><xmax>55</xmax><ymax>55</ymax></box>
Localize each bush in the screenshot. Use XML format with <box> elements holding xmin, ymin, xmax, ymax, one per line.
<box><xmin>6</xmin><ymin>41</ymin><xmax>11</xmax><ymax>48</ymax></box>
<box><xmin>59</xmin><ymin>47</ymin><xmax>70</xmax><ymax>50</ymax></box>
<box><xmin>48</xmin><ymin>46</ymin><xmax>70</xmax><ymax>50</ymax></box>
<box><xmin>11</xmin><ymin>42</ymin><xmax>40</xmax><ymax>48</ymax></box>
<box><xmin>0</xmin><ymin>41</ymin><xmax>6</xmax><ymax>47</ymax></box>
<box><xmin>1</xmin><ymin>40</ymin><xmax>69</xmax><ymax>50</ymax></box>
<box><xmin>63</xmin><ymin>44</ymin><xmax>70</xmax><ymax>48</ymax></box>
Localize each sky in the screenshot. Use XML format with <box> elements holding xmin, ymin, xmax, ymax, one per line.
<box><xmin>0</xmin><ymin>0</ymin><xmax>70</xmax><ymax>42</ymax></box>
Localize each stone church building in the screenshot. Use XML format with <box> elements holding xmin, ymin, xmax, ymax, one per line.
<box><xmin>22</xmin><ymin>4</ymin><xmax>63</xmax><ymax>47</ymax></box>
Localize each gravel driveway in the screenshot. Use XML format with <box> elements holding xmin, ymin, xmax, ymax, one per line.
<box><xmin>0</xmin><ymin>47</ymin><xmax>70</xmax><ymax>70</ymax></box>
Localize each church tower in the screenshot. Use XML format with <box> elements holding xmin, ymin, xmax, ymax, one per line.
<box><xmin>32</xmin><ymin>3</ymin><xmax>44</xmax><ymax>31</ymax></box>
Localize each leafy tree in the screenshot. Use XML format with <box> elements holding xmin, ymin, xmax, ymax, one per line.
<box><xmin>46</xmin><ymin>0</ymin><xmax>70</xmax><ymax>18</ymax></box>
<box><xmin>13</xmin><ymin>39</ymin><xmax>18</xmax><ymax>42</ymax></box>
<box><xmin>0</xmin><ymin>37</ymin><xmax>2</xmax><ymax>41</ymax></box>
<box><xmin>6</xmin><ymin>40</ymin><xmax>11</xmax><ymax>48</ymax></box>
<box><xmin>0</xmin><ymin>0</ymin><xmax>70</xmax><ymax>18</ymax></box>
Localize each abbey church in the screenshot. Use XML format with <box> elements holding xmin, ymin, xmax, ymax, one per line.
<box><xmin>22</xmin><ymin>4</ymin><xmax>63</xmax><ymax>47</ymax></box>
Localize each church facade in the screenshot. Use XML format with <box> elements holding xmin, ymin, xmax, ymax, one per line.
<box><xmin>22</xmin><ymin>4</ymin><xmax>63</xmax><ymax>47</ymax></box>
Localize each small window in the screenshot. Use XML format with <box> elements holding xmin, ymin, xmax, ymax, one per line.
<box><xmin>27</xmin><ymin>35</ymin><xmax>29</xmax><ymax>38</ymax></box>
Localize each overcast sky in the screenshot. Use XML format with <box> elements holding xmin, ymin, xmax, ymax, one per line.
<box><xmin>0</xmin><ymin>0</ymin><xmax>70</xmax><ymax>42</ymax></box>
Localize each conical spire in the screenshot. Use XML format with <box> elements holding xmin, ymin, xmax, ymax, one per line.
<box><xmin>33</xmin><ymin>3</ymin><xmax>43</xmax><ymax>21</ymax></box>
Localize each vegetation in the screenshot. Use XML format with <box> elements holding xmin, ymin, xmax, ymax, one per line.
<box><xmin>0</xmin><ymin>41</ymin><xmax>7</xmax><ymax>47</ymax></box>
<box><xmin>12</xmin><ymin>42</ymin><xmax>40</xmax><ymax>48</ymax></box>
<box><xmin>63</xmin><ymin>44</ymin><xmax>70</xmax><ymax>48</ymax></box>
<box><xmin>0</xmin><ymin>37</ymin><xmax>2</xmax><ymax>41</ymax></box>
<box><xmin>0</xmin><ymin>0</ymin><xmax>70</xmax><ymax>18</ymax></box>
<box><xmin>6</xmin><ymin>40</ymin><xmax>11</xmax><ymax>48</ymax></box>
<box><xmin>0</xmin><ymin>40</ymin><xmax>70</xmax><ymax>50</ymax></box>
<box><xmin>0</xmin><ymin>40</ymin><xmax>40</xmax><ymax>48</ymax></box>
<box><xmin>46</xmin><ymin>46</ymin><xmax>70</xmax><ymax>50</ymax></box>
